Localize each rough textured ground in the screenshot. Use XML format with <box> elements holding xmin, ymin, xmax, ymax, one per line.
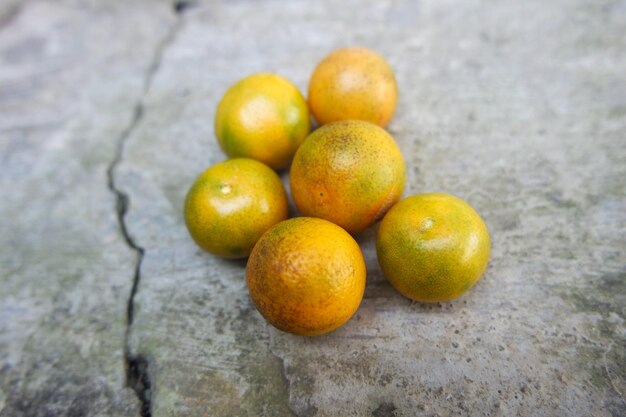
<box><xmin>1</xmin><ymin>0</ymin><xmax>625</xmax><ymax>416</ymax></box>
<box><xmin>0</xmin><ymin>1</ymin><xmax>172</xmax><ymax>416</ymax></box>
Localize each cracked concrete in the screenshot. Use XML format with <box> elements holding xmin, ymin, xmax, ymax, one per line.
<box><xmin>119</xmin><ymin>0</ymin><xmax>626</xmax><ymax>415</ymax></box>
<box><xmin>0</xmin><ymin>0</ymin><xmax>174</xmax><ymax>416</ymax></box>
<box><xmin>1</xmin><ymin>0</ymin><xmax>625</xmax><ymax>416</ymax></box>
<box><xmin>107</xmin><ymin>9</ymin><xmax>184</xmax><ymax>417</ymax></box>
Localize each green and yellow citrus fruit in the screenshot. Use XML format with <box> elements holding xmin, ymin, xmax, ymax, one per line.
<box><xmin>290</xmin><ymin>120</ymin><xmax>406</xmax><ymax>233</ymax></box>
<box><xmin>184</xmin><ymin>158</ymin><xmax>288</xmax><ymax>258</ymax></box>
<box><xmin>215</xmin><ymin>73</ymin><xmax>311</xmax><ymax>169</ymax></box>
<box><xmin>246</xmin><ymin>217</ymin><xmax>366</xmax><ymax>336</ymax></box>
<box><xmin>376</xmin><ymin>193</ymin><xmax>491</xmax><ymax>302</ymax></box>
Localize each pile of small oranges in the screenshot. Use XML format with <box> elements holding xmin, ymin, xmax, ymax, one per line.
<box><xmin>184</xmin><ymin>47</ymin><xmax>491</xmax><ymax>336</ymax></box>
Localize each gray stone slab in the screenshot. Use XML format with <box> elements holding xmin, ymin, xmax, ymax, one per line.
<box><xmin>1</xmin><ymin>0</ymin><xmax>623</xmax><ymax>416</ymax></box>
<box><xmin>118</xmin><ymin>0</ymin><xmax>626</xmax><ymax>416</ymax></box>
<box><xmin>0</xmin><ymin>1</ymin><xmax>175</xmax><ymax>416</ymax></box>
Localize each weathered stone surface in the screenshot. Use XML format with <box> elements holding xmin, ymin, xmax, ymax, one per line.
<box><xmin>2</xmin><ymin>0</ymin><xmax>625</xmax><ymax>416</ymax></box>
<box><xmin>117</xmin><ymin>0</ymin><xmax>625</xmax><ymax>416</ymax></box>
<box><xmin>0</xmin><ymin>1</ymin><xmax>175</xmax><ymax>416</ymax></box>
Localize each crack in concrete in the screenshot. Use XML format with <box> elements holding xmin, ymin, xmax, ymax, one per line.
<box><xmin>106</xmin><ymin>8</ymin><xmax>185</xmax><ymax>417</ymax></box>
<box><xmin>579</xmin><ymin>329</ymin><xmax>626</xmax><ymax>406</ymax></box>
<box><xmin>267</xmin><ymin>328</ymin><xmax>300</xmax><ymax>417</ymax></box>
<box><xmin>602</xmin><ymin>340</ymin><xmax>626</xmax><ymax>401</ymax></box>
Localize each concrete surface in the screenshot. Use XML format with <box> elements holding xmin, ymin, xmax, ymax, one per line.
<box><xmin>0</xmin><ymin>0</ymin><xmax>625</xmax><ymax>416</ymax></box>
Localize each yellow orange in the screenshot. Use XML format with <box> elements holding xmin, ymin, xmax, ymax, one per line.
<box><xmin>376</xmin><ymin>193</ymin><xmax>491</xmax><ymax>302</ymax></box>
<box><xmin>290</xmin><ymin>120</ymin><xmax>406</xmax><ymax>233</ymax></box>
<box><xmin>246</xmin><ymin>217</ymin><xmax>366</xmax><ymax>336</ymax></box>
<box><xmin>215</xmin><ymin>73</ymin><xmax>311</xmax><ymax>169</ymax></box>
<box><xmin>308</xmin><ymin>47</ymin><xmax>398</xmax><ymax>127</ymax></box>
<box><xmin>184</xmin><ymin>158</ymin><xmax>288</xmax><ymax>258</ymax></box>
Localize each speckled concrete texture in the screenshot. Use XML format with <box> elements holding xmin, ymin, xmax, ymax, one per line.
<box><xmin>0</xmin><ymin>1</ymin><xmax>173</xmax><ymax>416</ymax></box>
<box><xmin>1</xmin><ymin>0</ymin><xmax>625</xmax><ymax>416</ymax></box>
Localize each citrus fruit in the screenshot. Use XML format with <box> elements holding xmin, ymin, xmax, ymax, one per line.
<box><xmin>214</xmin><ymin>73</ymin><xmax>311</xmax><ymax>169</ymax></box>
<box><xmin>246</xmin><ymin>217</ymin><xmax>366</xmax><ymax>336</ymax></box>
<box><xmin>184</xmin><ymin>158</ymin><xmax>288</xmax><ymax>258</ymax></box>
<box><xmin>290</xmin><ymin>120</ymin><xmax>406</xmax><ymax>233</ymax></box>
<box><xmin>308</xmin><ymin>47</ymin><xmax>398</xmax><ymax>127</ymax></box>
<box><xmin>376</xmin><ymin>193</ymin><xmax>491</xmax><ymax>302</ymax></box>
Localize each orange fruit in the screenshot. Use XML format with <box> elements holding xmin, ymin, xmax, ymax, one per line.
<box><xmin>246</xmin><ymin>217</ymin><xmax>366</xmax><ymax>336</ymax></box>
<box><xmin>308</xmin><ymin>47</ymin><xmax>398</xmax><ymax>127</ymax></box>
<box><xmin>290</xmin><ymin>120</ymin><xmax>406</xmax><ymax>233</ymax></box>
<box><xmin>376</xmin><ymin>193</ymin><xmax>491</xmax><ymax>302</ymax></box>
<box><xmin>184</xmin><ymin>158</ymin><xmax>288</xmax><ymax>258</ymax></box>
<box><xmin>214</xmin><ymin>73</ymin><xmax>311</xmax><ymax>170</ymax></box>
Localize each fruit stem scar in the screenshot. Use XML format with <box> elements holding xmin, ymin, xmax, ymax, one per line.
<box><xmin>219</xmin><ymin>184</ymin><xmax>232</xmax><ymax>195</ymax></box>
<box><xmin>420</xmin><ymin>217</ymin><xmax>434</xmax><ymax>232</ymax></box>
